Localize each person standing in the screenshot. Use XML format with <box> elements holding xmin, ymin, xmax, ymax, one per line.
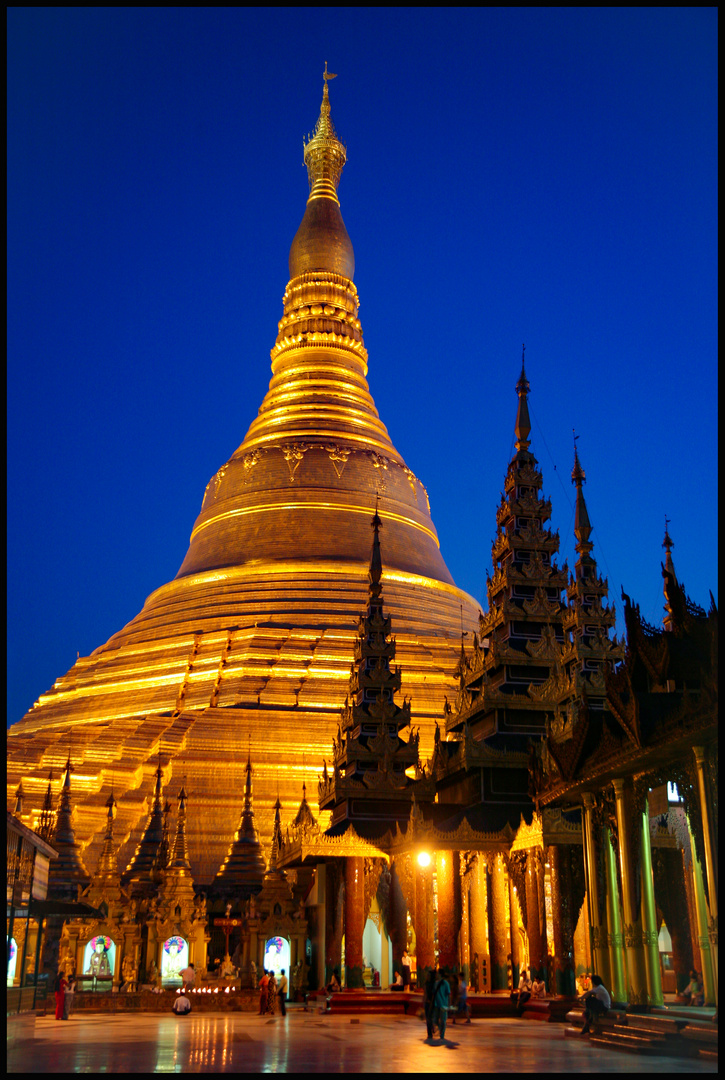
<box><xmin>432</xmin><ymin>968</ymin><xmax>451</xmax><ymax>1041</ymax></box>
<box><xmin>258</xmin><ymin>969</ymin><xmax>270</xmax><ymax>1014</ymax></box>
<box><xmin>180</xmin><ymin>962</ymin><xmax>195</xmax><ymax>992</ymax></box>
<box><xmin>401</xmin><ymin>949</ymin><xmax>412</xmax><ymax>989</ymax></box>
<box><xmin>277</xmin><ymin>968</ymin><xmax>288</xmax><ymax>1016</ymax></box>
<box><xmin>423</xmin><ymin>967</ymin><xmax>437</xmax><ymax>1041</ymax></box>
<box><xmin>54</xmin><ymin>970</ymin><xmax>67</xmax><ymax>1020</ymax></box>
<box><xmin>266</xmin><ymin>971</ymin><xmax>277</xmax><ymax>1014</ymax></box>
<box><xmin>62</xmin><ymin>975</ymin><xmax>76</xmax><ymax>1020</ymax></box>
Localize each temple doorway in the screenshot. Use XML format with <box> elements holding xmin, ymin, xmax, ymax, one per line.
<box><xmin>264</xmin><ymin>935</ymin><xmax>290</xmax><ymax>978</ymax></box>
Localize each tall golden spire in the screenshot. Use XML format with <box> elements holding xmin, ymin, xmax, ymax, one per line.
<box><xmin>289</xmin><ymin>65</ymin><xmax>354</xmax><ymax>279</ymax></box>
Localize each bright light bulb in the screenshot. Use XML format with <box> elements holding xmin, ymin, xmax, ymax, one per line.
<box><xmin>417</xmin><ymin>851</ymin><xmax>431</xmax><ymax>867</ymax></box>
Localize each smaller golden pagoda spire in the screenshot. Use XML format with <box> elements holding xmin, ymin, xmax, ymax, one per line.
<box><xmin>167</xmin><ymin>785</ymin><xmax>191</xmax><ymax>872</ymax></box>
<box><xmin>96</xmin><ymin>791</ymin><xmax>119</xmax><ymax>878</ymax></box>
<box><xmin>13</xmin><ymin>782</ymin><xmax>24</xmax><ymax>819</ymax></box>
<box><xmin>37</xmin><ymin>770</ymin><xmax>55</xmax><ymax>842</ymax></box>
<box><xmin>514</xmin><ymin>345</ymin><xmax>532</xmax><ymax>452</ymax></box>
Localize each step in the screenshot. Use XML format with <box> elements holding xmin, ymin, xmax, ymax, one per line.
<box><xmin>698</xmin><ymin>1047</ymin><xmax>718</xmax><ymax>1061</ymax></box>
<box><xmin>590</xmin><ymin>1031</ymin><xmax>667</xmax><ymax>1055</ymax></box>
<box><xmin>681</xmin><ymin>1026</ymin><xmax>719</xmax><ymax>1047</ymax></box>
<box><xmin>623</xmin><ymin>1014</ymin><xmax>684</xmax><ymax>1035</ymax></box>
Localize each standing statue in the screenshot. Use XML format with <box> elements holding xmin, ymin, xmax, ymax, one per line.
<box><xmin>59</xmin><ymin>948</ymin><xmax>76</xmax><ymax>979</ymax></box>
<box><xmin>121</xmin><ymin>954</ymin><xmax>137</xmax><ymax>991</ymax></box>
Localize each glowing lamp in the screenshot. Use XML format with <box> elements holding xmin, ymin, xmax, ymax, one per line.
<box><xmin>417</xmin><ymin>851</ymin><xmax>431</xmax><ymax>868</ymax></box>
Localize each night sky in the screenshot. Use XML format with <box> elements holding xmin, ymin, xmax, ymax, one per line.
<box><xmin>8</xmin><ymin>8</ymin><xmax>717</xmax><ymax>727</ymax></box>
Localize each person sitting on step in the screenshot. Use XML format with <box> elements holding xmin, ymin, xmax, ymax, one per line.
<box><xmin>580</xmin><ymin>974</ymin><xmax>611</xmax><ymax>1034</ymax></box>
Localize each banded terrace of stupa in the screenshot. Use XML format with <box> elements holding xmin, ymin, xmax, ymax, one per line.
<box><xmin>7</xmin><ymin>71</ymin><xmax>480</xmax><ymax>884</ymax></box>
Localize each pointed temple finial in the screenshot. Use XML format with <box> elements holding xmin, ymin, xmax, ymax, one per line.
<box><xmin>369</xmin><ymin>502</ymin><xmax>383</xmax><ymax>593</ymax></box>
<box><xmin>302</xmin><ymin>64</ymin><xmax>346</xmax><ymax>204</ymax></box>
<box><xmin>268</xmin><ymin>796</ymin><xmax>283</xmax><ymax>873</ymax></box>
<box><xmin>571</xmin><ymin>437</ymin><xmax>593</xmax><ymax>559</ymax></box>
<box><xmin>212</xmin><ymin>743</ymin><xmax>265</xmax><ymax>896</ymax></box>
<box><xmin>662</xmin><ymin>516</ymin><xmax>678</xmax><ymax>632</ymax></box>
<box><xmin>14</xmin><ymin>782</ymin><xmax>24</xmax><ymax>818</ymax></box>
<box><xmin>514</xmin><ymin>345</ymin><xmax>532</xmax><ymax>452</ymax></box>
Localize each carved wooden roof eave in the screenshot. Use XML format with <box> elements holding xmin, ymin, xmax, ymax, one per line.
<box><xmin>385</xmin><ymin>815</ymin><xmax>516</xmax><ymax>858</ymax></box>
<box><xmin>535</xmin><ymin>704</ymin><xmax>718</xmax><ymax>812</ymax></box>
<box><xmin>276</xmin><ymin>823</ymin><xmax>390</xmax><ymax>869</ymax></box>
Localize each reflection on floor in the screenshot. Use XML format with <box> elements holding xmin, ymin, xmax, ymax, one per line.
<box><xmin>7</xmin><ymin>1009</ymin><xmax>718</xmax><ymax>1074</ymax></box>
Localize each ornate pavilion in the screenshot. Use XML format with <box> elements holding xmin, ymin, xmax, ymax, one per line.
<box><xmin>7</xmin><ymin>72</ymin><xmax>717</xmax><ymax>1014</ymax></box>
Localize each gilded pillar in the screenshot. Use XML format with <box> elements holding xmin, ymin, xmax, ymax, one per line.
<box><xmin>525</xmin><ymin>848</ymin><xmax>545</xmax><ymax>982</ymax></box>
<box><xmin>414</xmin><ymin>860</ymin><xmax>435</xmax><ymax>984</ymax></box>
<box><xmin>640</xmin><ymin>806</ymin><xmax>663</xmax><ymax>1006</ymax></box>
<box><xmin>469</xmin><ymin>855</ymin><xmax>488</xmax><ymax>990</ymax></box>
<box><xmin>488</xmin><ymin>853</ymin><xmax>510</xmax><ymax>990</ymax></box>
<box><xmin>603</xmin><ymin>827</ymin><xmax>627</xmax><ymax>1003</ymax></box>
<box><xmin>581</xmin><ymin>794</ymin><xmax>611</xmax><ymax>988</ymax></box>
<box><xmin>509</xmin><ymin>876</ymin><xmax>524</xmax><ymax>985</ymax></box>
<box><xmin>548</xmin><ymin>844</ymin><xmax>576</xmax><ymax>997</ymax></box>
<box><xmin>691</xmin><ymin>846</ymin><xmax>716</xmax><ymax>1005</ymax></box>
<box><xmin>611</xmin><ymin>778</ymin><xmax>648</xmax><ymax>1006</ymax></box>
<box><xmin>344</xmin><ymin>856</ymin><xmax>365</xmax><ymax>989</ymax></box>
<box><xmin>436</xmin><ymin>850</ymin><xmax>457</xmax><ymax>969</ymax></box>
<box><xmin>693</xmin><ymin>745</ymin><xmax>718</xmax><ymax>1004</ymax></box>
<box><xmin>459</xmin><ymin>857</ymin><xmax>471</xmax><ymax>980</ymax></box>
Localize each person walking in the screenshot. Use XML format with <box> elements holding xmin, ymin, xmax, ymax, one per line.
<box><xmin>54</xmin><ymin>970</ymin><xmax>67</xmax><ymax>1021</ymax></box>
<box><xmin>258</xmin><ymin>969</ymin><xmax>270</xmax><ymax>1014</ymax></box>
<box><xmin>452</xmin><ymin>976</ymin><xmax>471</xmax><ymax>1023</ymax></box>
<box><xmin>433</xmin><ymin>968</ymin><xmax>451</xmax><ymax>1041</ymax></box>
<box><xmin>423</xmin><ymin>967</ymin><xmax>437</xmax><ymax>1041</ymax></box>
<box><xmin>277</xmin><ymin>968</ymin><xmax>288</xmax><ymax>1016</ymax></box>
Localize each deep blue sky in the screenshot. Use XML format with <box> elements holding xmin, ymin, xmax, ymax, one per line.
<box><xmin>8</xmin><ymin>8</ymin><xmax>717</xmax><ymax>726</ymax></box>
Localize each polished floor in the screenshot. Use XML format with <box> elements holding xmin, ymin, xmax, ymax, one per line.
<box><xmin>7</xmin><ymin>1007</ymin><xmax>718</xmax><ymax>1073</ymax></box>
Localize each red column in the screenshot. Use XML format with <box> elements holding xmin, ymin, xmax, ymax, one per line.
<box><xmin>344</xmin><ymin>856</ymin><xmax>365</xmax><ymax>989</ymax></box>
<box><xmin>414</xmin><ymin>861</ymin><xmax>435</xmax><ymax>983</ymax></box>
<box><xmin>436</xmin><ymin>850</ymin><xmax>457</xmax><ymax>969</ymax></box>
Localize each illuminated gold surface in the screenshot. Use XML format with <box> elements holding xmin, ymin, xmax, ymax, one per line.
<box><xmin>7</xmin><ymin>74</ymin><xmax>481</xmax><ymax>884</ymax></box>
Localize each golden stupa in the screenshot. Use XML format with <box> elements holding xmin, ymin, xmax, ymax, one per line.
<box><xmin>7</xmin><ymin>70</ymin><xmax>480</xmax><ymax>883</ymax></box>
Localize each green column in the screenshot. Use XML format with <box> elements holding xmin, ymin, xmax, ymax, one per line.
<box><xmin>603</xmin><ymin>827</ymin><xmax>627</xmax><ymax>1003</ymax></box>
<box><xmin>612</xmin><ymin>778</ymin><xmax>648</xmax><ymax>1006</ymax></box>
<box><xmin>640</xmin><ymin>806</ymin><xmax>663</xmax><ymax>1006</ymax></box>
<box><xmin>693</xmin><ymin>746</ymin><xmax>718</xmax><ymax>1006</ymax></box>
<box><xmin>692</xmin><ymin>848</ymin><xmax>716</xmax><ymax>1005</ymax></box>
<box><xmin>581</xmin><ymin>794</ymin><xmax>611</xmax><ymax>988</ymax></box>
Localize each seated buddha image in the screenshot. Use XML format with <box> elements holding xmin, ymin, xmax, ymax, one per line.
<box><xmin>86</xmin><ymin>939</ymin><xmax>112</xmax><ymax>978</ymax></box>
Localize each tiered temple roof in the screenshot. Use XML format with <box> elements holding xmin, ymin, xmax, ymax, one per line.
<box><xmin>319</xmin><ymin>510</ymin><xmax>434</xmax><ymax>825</ymax></box>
